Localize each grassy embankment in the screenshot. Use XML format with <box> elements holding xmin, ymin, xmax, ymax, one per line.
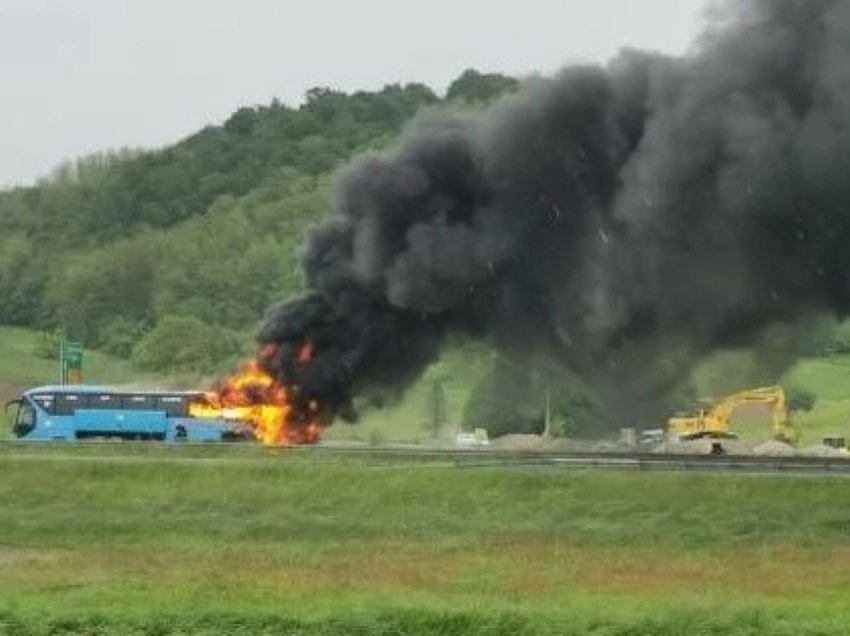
<box><xmin>1</xmin><ymin>449</ymin><xmax>850</xmax><ymax>634</ymax></box>
<box><xmin>782</xmin><ymin>356</ymin><xmax>850</xmax><ymax>443</ymax></box>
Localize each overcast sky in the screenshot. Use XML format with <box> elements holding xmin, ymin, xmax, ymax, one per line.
<box><xmin>0</xmin><ymin>0</ymin><xmax>710</xmax><ymax>188</ymax></box>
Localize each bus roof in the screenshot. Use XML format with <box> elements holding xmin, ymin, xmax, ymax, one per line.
<box><xmin>24</xmin><ymin>385</ymin><xmax>207</xmax><ymax>397</ymax></box>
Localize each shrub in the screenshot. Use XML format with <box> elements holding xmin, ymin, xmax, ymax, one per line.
<box><xmin>97</xmin><ymin>317</ymin><xmax>148</xmax><ymax>358</ymax></box>
<box><xmin>820</xmin><ymin>321</ymin><xmax>850</xmax><ymax>356</ymax></box>
<box><xmin>32</xmin><ymin>330</ymin><xmax>63</xmax><ymax>360</ymax></box>
<box><xmin>787</xmin><ymin>385</ymin><xmax>817</xmax><ymax>412</ymax></box>
<box><xmin>131</xmin><ymin>315</ymin><xmax>245</xmax><ymax>374</ymax></box>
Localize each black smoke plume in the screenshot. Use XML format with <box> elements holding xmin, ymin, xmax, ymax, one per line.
<box><xmin>258</xmin><ymin>0</ymin><xmax>850</xmax><ymax>429</ymax></box>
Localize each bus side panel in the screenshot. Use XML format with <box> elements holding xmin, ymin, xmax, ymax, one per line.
<box><xmin>168</xmin><ymin>418</ymin><xmax>229</xmax><ymax>443</ymax></box>
<box><xmin>25</xmin><ymin>416</ymin><xmax>76</xmax><ymax>441</ymax></box>
<box><xmin>73</xmin><ymin>410</ymin><xmax>168</xmax><ymax>440</ymax></box>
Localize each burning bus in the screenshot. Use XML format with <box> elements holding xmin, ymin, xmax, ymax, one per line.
<box><xmin>5</xmin><ymin>385</ymin><xmax>255</xmax><ymax>443</ymax></box>
<box><xmin>5</xmin><ymin>346</ymin><xmax>322</xmax><ymax>445</ymax></box>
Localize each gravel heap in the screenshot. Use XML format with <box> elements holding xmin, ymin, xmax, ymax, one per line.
<box><xmin>800</xmin><ymin>444</ymin><xmax>846</xmax><ymax>458</ymax></box>
<box><xmin>652</xmin><ymin>439</ymin><xmax>715</xmax><ymax>455</ymax></box>
<box><xmin>488</xmin><ymin>434</ymin><xmax>548</xmax><ymax>451</ymax></box>
<box><xmin>752</xmin><ymin>440</ymin><xmax>795</xmax><ymax>457</ymax></box>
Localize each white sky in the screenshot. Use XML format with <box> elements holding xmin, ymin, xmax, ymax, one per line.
<box><xmin>0</xmin><ymin>0</ymin><xmax>710</xmax><ymax>188</ymax></box>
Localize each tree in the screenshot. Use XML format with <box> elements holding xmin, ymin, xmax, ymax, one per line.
<box><xmin>787</xmin><ymin>386</ymin><xmax>817</xmax><ymax>413</ymax></box>
<box><xmin>0</xmin><ymin>234</ymin><xmax>47</xmax><ymax>325</ymax></box>
<box><xmin>463</xmin><ymin>354</ymin><xmax>599</xmax><ymax>439</ymax></box>
<box><xmin>0</xmin><ymin>79</ymin><xmax>447</xmax><ymax>356</ymax></box>
<box><xmin>463</xmin><ymin>355</ymin><xmax>542</xmax><ymax>438</ymax></box>
<box><xmin>446</xmin><ymin>69</ymin><xmax>518</xmax><ymax>104</ymax></box>
<box><xmin>45</xmin><ymin>238</ymin><xmax>156</xmax><ymax>345</ymax></box>
<box><xmin>131</xmin><ymin>315</ymin><xmax>244</xmax><ymax>374</ymax></box>
<box><xmin>423</xmin><ymin>362</ymin><xmax>451</xmax><ymax>438</ymax></box>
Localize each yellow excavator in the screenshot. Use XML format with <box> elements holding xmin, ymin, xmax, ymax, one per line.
<box><xmin>667</xmin><ymin>386</ymin><xmax>792</xmax><ymax>442</ymax></box>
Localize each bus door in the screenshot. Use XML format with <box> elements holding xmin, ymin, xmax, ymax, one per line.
<box><xmin>6</xmin><ymin>398</ymin><xmax>36</xmax><ymax>438</ymax></box>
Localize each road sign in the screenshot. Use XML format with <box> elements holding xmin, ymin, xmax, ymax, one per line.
<box><xmin>60</xmin><ymin>341</ymin><xmax>84</xmax><ymax>385</ymax></box>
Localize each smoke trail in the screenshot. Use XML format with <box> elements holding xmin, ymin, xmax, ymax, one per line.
<box><xmin>258</xmin><ymin>0</ymin><xmax>850</xmax><ymax>429</ymax></box>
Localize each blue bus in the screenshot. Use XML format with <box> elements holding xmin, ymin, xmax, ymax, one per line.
<box><xmin>5</xmin><ymin>385</ymin><xmax>255</xmax><ymax>443</ymax></box>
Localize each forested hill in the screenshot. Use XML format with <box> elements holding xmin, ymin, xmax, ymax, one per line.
<box><xmin>0</xmin><ymin>70</ymin><xmax>517</xmax><ymax>373</ymax></box>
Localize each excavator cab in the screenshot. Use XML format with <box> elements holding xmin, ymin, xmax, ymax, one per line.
<box><xmin>710</xmin><ymin>442</ymin><xmax>727</xmax><ymax>455</ymax></box>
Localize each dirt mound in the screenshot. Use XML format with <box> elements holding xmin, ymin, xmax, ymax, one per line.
<box><xmin>752</xmin><ymin>440</ymin><xmax>795</xmax><ymax>457</ymax></box>
<box><xmin>800</xmin><ymin>444</ymin><xmax>847</xmax><ymax>458</ymax></box>
<box><xmin>652</xmin><ymin>437</ymin><xmax>757</xmax><ymax>455</ymax></box>
<box><xmin>489</xmin><ymin>434</ymin><xmax>548</xmax><ymax>451</ymax></box>
<box><xmin>489</xmin><ymin>434</ymin><xmax>573</xmax><ymax>451</ymax></box>
<box><xmin>652</xmin><ymin>439</ymin><xmax>715</xmax><ymax>455</ymax></box>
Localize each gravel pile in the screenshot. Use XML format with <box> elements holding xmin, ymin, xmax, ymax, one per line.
<box><xmin>489</xmin><ymin>434</ymin><xmax>547</xmax><ymax>451</ymax></box>
<box><xmin>800</xmin><ymin>444</ymin><xmax>846</xmax><ymax>458</ymax></box>
<box><xmin>652</xmin><ymin>439</ymin><xmax>714</xmax><ymax>455</ymax></box>
<box><xmin>590</xmin><ymin>440</ymin><xmax>620</xmax><ymax>453</ymax></box>
<box><xmin>752</xmin><ymin>440</ymin><xmax>795</xmax><ymax>457</ymax></box>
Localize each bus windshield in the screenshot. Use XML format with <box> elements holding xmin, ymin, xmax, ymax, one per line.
<box><xmin>7</xmin><ymin>399</ymin><xmax>36</xmax><ymax>438</ymax></box>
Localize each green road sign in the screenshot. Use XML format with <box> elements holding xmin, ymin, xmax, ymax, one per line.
<box><xmin>60</xmin><ymin>341</ymin><xmax>84</xmax><ymax>385</ymax></box>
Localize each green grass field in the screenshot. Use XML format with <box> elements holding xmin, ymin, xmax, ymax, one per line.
<box><xmin>0</xmin><ymin>447</ymin><xmax>849</xmax><ymax>634</ymax></box>
<box><xmin>783</xmin><ymin>357</ymin><xmax>850</xmax><ymax>444</ymax></box>
<box><xmin>0</xmin><ymin>326</ymin><xmax>162</xmax><ymax>388</ymax></box>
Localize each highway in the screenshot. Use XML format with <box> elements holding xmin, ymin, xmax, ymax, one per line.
<box><xmin>1</xmin><ymin>440</ymin><xmax>849</xmax><ymax>475</ymax></box>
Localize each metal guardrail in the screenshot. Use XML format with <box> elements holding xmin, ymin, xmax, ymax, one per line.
<box><xmin>448</xmin><ymin>451</ymin><xmax>850</xmax><ymax>474</ymax></box>
<box><xmin>539</xmin><ymin>454</ymin><xmax>850</xmax><ymax>474</ymax></box>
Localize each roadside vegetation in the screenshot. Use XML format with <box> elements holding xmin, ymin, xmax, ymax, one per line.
<box><xmin>1</xmin><ymin>452</ymin><xmax>849</xmax><ymax>634</ymax></box>
<box><xmin>3</xmin><ymin>320</ymin><xmax>850</xmax><ymax>446</ymax></box>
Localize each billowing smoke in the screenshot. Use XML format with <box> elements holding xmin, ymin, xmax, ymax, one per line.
<box><xmin>258</xmin><ymin>0</ymin><xmax>850</xmax><ymax>429</ymax></box>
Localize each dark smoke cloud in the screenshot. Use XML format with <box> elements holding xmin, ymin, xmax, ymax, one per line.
<box><xmin>258</xmin><ymin>0</ymin><xmax>850</xmax><ymax>428</ymax></box>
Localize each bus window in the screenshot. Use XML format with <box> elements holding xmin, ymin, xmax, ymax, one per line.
<box><xmin>123</xmin><ymin>395</ymin><xmax>157</xmax><ymax>411</ymax></box>
<box><xmin>30</xmin><ymin>394</ymin><xmax>56</xmax><ymax>415</ymax></box>
<box><xmin>55</xmin><ymin>394</ymin><xmax>89</xmax><ymax>416</ymax></box>
<box><xmin>89</xmin><ymin>394</ymin><xmax>121</xmax><ymax>410</ymax></box>
<box><xmin>157</xmin><ymin>396</ymin><xmax>188</xmax><ymax>417</ymax></box>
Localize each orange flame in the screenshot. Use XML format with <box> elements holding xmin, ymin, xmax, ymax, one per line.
<box><xmin>298</xmin><ymin>341</ymin><xmax>314</xmax><ymax>364</ymax></box>
<box><xmin>189</xmin><ymin>343</ymin><xmax>321</xmax><ymax>446</ymax></box>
